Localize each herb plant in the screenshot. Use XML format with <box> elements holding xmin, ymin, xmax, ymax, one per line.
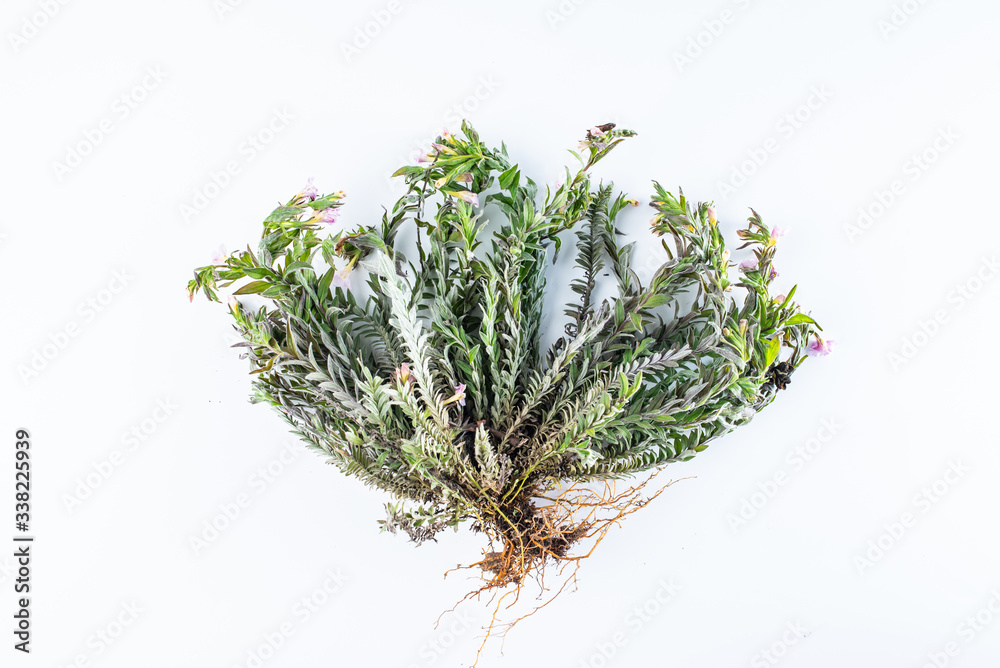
<box><xmin>187</xmin><ymin>121</ymin><xmax>828</xmax><ymax>637</ymax></box>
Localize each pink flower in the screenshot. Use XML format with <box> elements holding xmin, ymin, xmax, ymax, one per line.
<box><xmin>769</xmin><ymin>225</ymin><xmax>786</xmax><ymax>243</ymax></box>
<box><xmin>768</xmin><ymin>265</ymin><xmax>780</xmax><ymax>280</ymax></box>
<box><xmin>332</xmin><ymin>266</ymin><xmax>352</xmax><ymax>291</ymax></box>
<box><xmin>740</xmin><ymin>259</ymin><xmax>758</xmax><ymax>270</ymax></box>
<box><xmin>210</xmin><ymin>244</ymin><xmax>228</xmax><ymax>264</ymax></box>
<box><xmin>454</xmin><ymin>190</ymin><xmax>479</xmax><ymax>207</ymax></box>
<box><xmin>228</xmin><ymin>295</ymin><xmax>239</xmax><ymax>312</ymax></box>
<box><xmin>444</xmin><ymin>383</ymin><xmax>467</xmax><ymax>407</ymax></box>
<box><xmin>805</xmin><ymin>335</ymin><xmax>834</xmax><ymax>357</ymax></box>
<box><xmin>590</xmin><ymin>126</ymin><xmax>606</xmax><ymax>136</ymax></box>
<box><xmin>300</xmin><ymin>177</ymin><xmax>319</xmax><ymax>201</ymax></box>
<box><xmin>395</xmin><ymin>362</ymin><xmax>412</xmax><ymax>385</ymax></box>
<box><xmin>706</xmin><ymin>206</ymin><xmax>717</xmax><ymax>224</ymax></box>
<box><xmin>315</xmin><ymin>208</ymin><xmax>340</xmax><ymax>225</ymax></box>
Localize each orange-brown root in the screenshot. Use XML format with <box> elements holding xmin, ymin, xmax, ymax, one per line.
<box><xmin>440</xmin><ymin>470</ymin><xmax>687</xmax><ymax>667</ymax></box>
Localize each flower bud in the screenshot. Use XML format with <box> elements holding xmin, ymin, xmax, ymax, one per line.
<box><xmin>395</xmin><ymin>362</ymin><xmax>412</xmax><ymax>384</ymax></box>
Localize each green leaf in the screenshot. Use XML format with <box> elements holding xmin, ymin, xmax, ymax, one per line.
<box><xmin>763</xmin><ymin>336</ymin><xmax>781</xmax><ymax>367</ymax></box>
<box><xmin>392</xmin><ymin>165</ymin><xmax>425</xmax><ymax>178</ymax></box>
<box><xmin>244</xmin><ymin>267</ymin><xmax>273</xmax><ymax>280</ymax></box>
<box><xmin>261</xmin><ymin>283</ymin><xmax>292</xmax><ymax>297</ymax></box>
<box><xmin>498</xmin><ymin>166</ymin><xmax>520</xmax><ymax>191</ymax></box>
<box><xmin>264</xmin><ymin>206</ymin><xmax>301</xmax><ymax>223</ymax></box>
<box><xmin>307</xmin><ymin>196</ymin><xmax>342</xmax><ymax>210</ymax></box>
<box><xmin>318</xmin><ymin>267</ymin><xmax>335</xmax><ymax>297</ymax></box>
<box><xmin>643</xmin><ymin>293</ymin><xmax>671</xmax><ymax>309</ymax></box>
<box><xmin>461</xmin><ymin>120</ymin><xmax>480</xmax><ymax>144</ymax></box>
<box><xmin>784</xmin><ymin>313</ymin><xmax>820</xmax><ymax>328</ymax></box>
<box><xmin>233</xmin><ymin>280</ymin><xmax>270</xmax><ymax>295</ymax></box>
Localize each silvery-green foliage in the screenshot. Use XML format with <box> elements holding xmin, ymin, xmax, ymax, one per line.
<box><xmin>187</xmin><ymin>122</ymin><xmax>825</xmax><ymax>542</ymax></box>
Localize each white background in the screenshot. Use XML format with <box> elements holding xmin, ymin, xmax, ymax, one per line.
<box><xmin>3</xmin><ymin>0</ymin><xmax>1000</xmax><ymax>666</ymax></box>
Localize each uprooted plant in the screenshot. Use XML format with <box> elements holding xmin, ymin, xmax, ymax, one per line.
<box><xmin>186</xmin><ymin>121</ymin><xmax>830</xmax><ymax>651</ymax></box>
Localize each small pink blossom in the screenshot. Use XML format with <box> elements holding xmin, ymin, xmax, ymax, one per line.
<box><xmin>706</xmin><ymin>206</ymin><xmax>717</xmax><ymax>224</ymax></box>
<box><xmin>300</xmin><ymin>177</ymin><xmax>319</xmax><ymax>201</ymax></box>
<box><xmin>590</xmin><ymin>126</ymin><xmax>606</xmax><ymax>136</ymax></box>
<box><xmin>395</xmin><ymin>362</ymin><xmax>413</xmax><ymax>385</ymax></box>
<box><xmin>211</xmin><ymin>244</ymin><xmax>228</xmax><ymax>264</ymax></box>
<box><xmin>315</xmin><ymin>207</ymin><xmax>340</xmax><ymax>225</ymax></box>
<box><xmin>331</xmin><ymin>266</ymin><xmax>352</xmax><ymax>291</ymax></box>
<box><xmin>805</xmin><ymin>335</ymin><xmax>835</xmax><ymax>357</ymax></box>
<box><xmin>768</xmin><ymin>265</ymin><xmax>780</xmax><ymax>280</ymax></box>
<box><xmin>444</xmin><ymin>383</ymin><xmax>467</xmax><ymax>407</ymax></box>
<box><xmin>769</xmin><ymin>225</ymin><xmax>787</xmax><ymax>242</ymax></box>
<box><xmin>454</xmin><ymin>190</ymin><xmax>479</xmax><ymax>207</ymax></box>
<box><xmin>228</xmin><ymin>295</ymin><xmax>239</xmax><ymax>311</ymax></box>
<box><xmin>740</xmin><ymin>259</ymin><xmax>758</xmax><ymax>270</ymax></box>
